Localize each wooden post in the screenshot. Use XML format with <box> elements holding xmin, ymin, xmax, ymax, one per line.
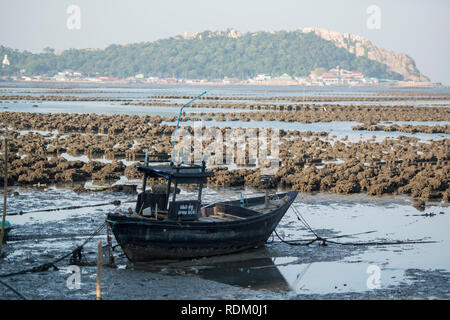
<box><xmin>96</xmin><ymin>239</ymin><xmax>101</xmax><ymax>300</ymax></box>
<box><xmin>0</xmin><ymin>138</ymin><xmax>8</xmax><ymax>253</ymax></box>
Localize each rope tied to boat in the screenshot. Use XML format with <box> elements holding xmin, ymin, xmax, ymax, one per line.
<box><xmin>290</xmin><ymin>204</ymin><xmax>326</xmax><ymax>243</ymax></box>
<box><xmin>0</xmin><ymin>222</ymin><xmax>106</xmax><ymax>278</ymax></box>
<box><xmin>7</xmin><ymin>200</ymin><xmax>127</xmax><ymax>216</ymax></box>
<box><xmin>0</xmin><ymin>279</ymin><xmax>27</xmax><ymax>300</ymax></box>
<box><xmin>271</xmin><ymin>204</ymin><xmax>437</xmax><ymax>247</ymax></box>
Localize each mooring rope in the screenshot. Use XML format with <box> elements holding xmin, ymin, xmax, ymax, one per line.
<box><xmin>291</xmin><ymin>205</ymin><xmax>321</xmax><ymax>239</ymax></box>
<box><xmin>0</xmin><ymin>279</ymin><xmax>27</xmax><ymax>300</ymax></box>
<box><xmin>0</xmin><ymin>222</ymin><xmax>106</xmax><ymax>278</ymax></box>
<box><xmin>273</xmin><ymin>227</ymin><xmax>436</xmax><ymax>247</ymax></box>
<box><xmin>6</xmin><ymin>199</ymin><xmax>135</xmax><ymax>216</ymax></box>
<box><xmin>272</xmin><ymin>204</ymin><xmax>437</xmax><ymax>247</ymax></box>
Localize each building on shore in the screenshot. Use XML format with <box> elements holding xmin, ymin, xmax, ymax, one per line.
<box><xmin>249</xmin><ymin>73</ymin><xmax>298</xmax><ymax>86</ymax></box>
<box><xmin>2</xmin><ymin>54</ymin><xmax>10</xmax><ymax>67</ymax></box>
<box><xmin>315</xmin><ymin>66</ymin><xmax>365</xmax><ymax>86</ymax></box>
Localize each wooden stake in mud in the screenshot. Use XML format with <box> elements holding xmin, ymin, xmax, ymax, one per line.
<box><xmin>96</xmin><ymin>239</ymin><xmax>102</xmax><ymax>300</ymax></box>
<box><xmin>0</xmin><ymin>138</ymin><xmax>8</xmax><ymax>254</ymax></box>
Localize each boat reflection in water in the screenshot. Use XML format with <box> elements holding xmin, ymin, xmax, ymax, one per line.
<box><xmin>193</xmin><ymin>249</ymin><xmax>291</xmax><ymax>292</ymax></box>
<box><xmin>191</xmin><ymin>249</ymin><xmax>316</xmax><ymax>293</ymax></box>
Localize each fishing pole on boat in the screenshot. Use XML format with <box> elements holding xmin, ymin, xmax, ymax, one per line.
<box><xmin>170</xmin><ymin>91</ymin><xmax>207</xmax><ymax>166</ymax></box>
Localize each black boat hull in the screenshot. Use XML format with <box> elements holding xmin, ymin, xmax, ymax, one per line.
<box><xmin>107</xmin><ymin>191</ymin><xmax>298</xmax><ymax>262</ymax></box>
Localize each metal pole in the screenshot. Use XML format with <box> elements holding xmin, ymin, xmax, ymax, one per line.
<box><xmin>170</xmin><ymin>91</ymin><xmax>207</xmax><ymax>166</ymax></box>
<box><xmin>165</xmin><ymin>177</ymin><xmax>172</xmax><ymax>210</ymax></box>
<box><xmin>142</xmin><ymin>149</ymin><xmax>149</xmax><ymax>192</ymax></box>
<box><xmin>0</xmin><ymin>138</ymin><xmax>7</xmax><ymax>253</ymax></box>
<box><xmin>144</xmin><ymin>148</ymin><xmax>149</xmax><ymax>166</ymax></box>
<box><xmin>198</xmin><ymin>160</ymin><xmax>205</xmax><ymax>204</ymax></box>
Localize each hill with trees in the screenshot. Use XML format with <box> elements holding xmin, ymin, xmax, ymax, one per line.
<box><xmin>0</xmin><ymin>29</ymin><xmax>405</xmax><ymax>80</ymax></box>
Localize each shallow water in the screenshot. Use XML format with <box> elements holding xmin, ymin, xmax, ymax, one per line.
<box><xmin>163</xmin><ymin>120</ymin><xmax>450</xmax><ymax>142</ymax></box>
<box><xmin>2</xmin><ymin>186</ymin><xmax>449</xmax><ymax>299</ymax></box>
<box><xmin>1</xmin><ymin>82</ymin><xmax>449</xmax><ymax>299</ymax></box>
<box><xmin>1</xmin><ymin>81</ymin><xmax>449</xmax><ymax>96</ymax></box>
<box><xmin>1</xmin><ymin>82</ymin><xmax>449</xmax><ymax>110</ymax></box>
<box><xmin>172</xmin><ymin>191</ymin><xmax>450</xmax><ymax>296</ymax></box>
<box><xmin>0</xmin><ymin>100</ymin><xmax>254</xmax><ymax>117</ymax></box>
<box><xmin>270</xmin><ymin>194</ymin><xmax>450</xmax><ymax>294</ymax></box>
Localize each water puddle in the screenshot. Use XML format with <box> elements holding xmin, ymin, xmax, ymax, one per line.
<box><xmin>162</xmin><ymin>120</ymin><xmax>450</xmax><ymax>142</ymax></box>
<box><xmin>120</xmin><ymin>191</ymin><xmax>450</xmax><ymax>296</ymax></box>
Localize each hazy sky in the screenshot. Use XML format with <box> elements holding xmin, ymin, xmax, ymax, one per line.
<box><xmin>0</xmin><ymin>0</ymin><xmax>449</xmax><ymax>83</ymax></box>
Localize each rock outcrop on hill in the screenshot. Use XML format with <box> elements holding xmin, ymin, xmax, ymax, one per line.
<box><xmin>299</xmin><ymin>27</ymin><xmax>430</xmax><ymax>82</ymax></box>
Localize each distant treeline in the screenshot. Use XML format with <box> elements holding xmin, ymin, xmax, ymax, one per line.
<box><xmin>0</xmin><ymin>30</ymin><xmax>403</xmax><ymax>80</ymax></box>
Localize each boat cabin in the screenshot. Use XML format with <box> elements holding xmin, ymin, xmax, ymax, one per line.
<box><xmin>135</xmin><ymin>161</ymin><xmax>213</xmax><ymax>221</ymax></box>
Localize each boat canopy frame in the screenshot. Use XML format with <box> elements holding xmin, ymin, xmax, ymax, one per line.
<box><xmin>135</xmin><ymin>161</ymin><xmax>214</xmax><ymax>216</ymax></box>
<box><xmin>136</xmin><ymin>163</ymin><xmax>213</xmax><ymax>184</ymax></box>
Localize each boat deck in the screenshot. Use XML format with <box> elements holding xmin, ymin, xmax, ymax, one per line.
<box><xmin>117</xmin><ymin>196</ymin><xmax>288</xmax><ymax>223</ymax></box>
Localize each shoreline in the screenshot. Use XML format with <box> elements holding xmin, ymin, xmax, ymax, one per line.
<box><xmin>1</xmin><ymin>79</ymin><xmax>448</xmax><ymax>89</ymax></box>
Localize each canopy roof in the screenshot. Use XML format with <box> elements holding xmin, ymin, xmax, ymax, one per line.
<box><xmin>136</xmin><ymin>164</ymin><xmax>213</xmax><ymax>184</ymax></box>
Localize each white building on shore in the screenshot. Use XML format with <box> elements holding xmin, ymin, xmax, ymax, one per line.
<box><xmin>315</xmin><ymin>66</ymin><xmax>365</xmax><ymax>86</ymax></box>
<box><xmin>2</xmin><ymin>54</ymin><xmax>10</xmax><ymax>67</ymax></box>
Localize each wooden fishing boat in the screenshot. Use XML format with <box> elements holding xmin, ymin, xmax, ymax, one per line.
<box><xmin>106</xmin><ymin>162</ymin><xmax>298</xmax><ymax>262</ymax></box>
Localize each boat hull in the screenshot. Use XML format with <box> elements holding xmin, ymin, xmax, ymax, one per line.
<box><xmin>107</xmin><ymin>191</ymin><xmax>298</xmax><ymax>262</ymax></box>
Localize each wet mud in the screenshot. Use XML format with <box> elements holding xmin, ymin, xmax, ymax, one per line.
<box><xmin>0</xmin><ymin>111</ymin><xmax>448</xmax><ymax>202</ymax></box>
<box><xmin>0</xmin><ymin>85</ymin><xmax>449</xmax><ymax>300</ymax></box>
<box><xmin>0</xmin><ymin>188</ymin><xmax>449</xmax><ymax>300</ymax></box>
